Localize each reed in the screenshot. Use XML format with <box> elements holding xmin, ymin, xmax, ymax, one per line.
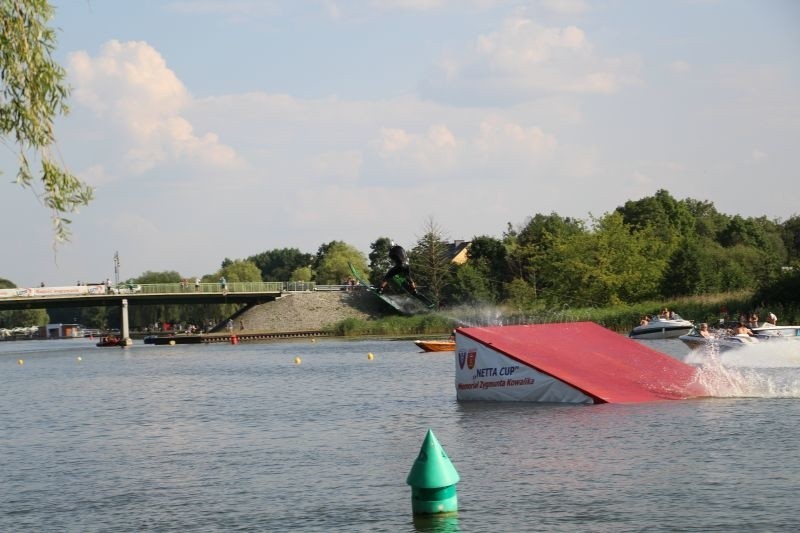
<box><xmin>328</xmin><ymin>290</ymin><xmax>799</xmax><ymax>336</ymax></box>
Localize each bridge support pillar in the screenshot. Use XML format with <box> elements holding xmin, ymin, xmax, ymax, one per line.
<box><xmin>120</xmin><ymin>298</ymin><xmax>133</xmax><ymax>347</ymax></box>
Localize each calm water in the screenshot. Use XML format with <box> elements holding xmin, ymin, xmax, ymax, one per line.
<box><xmin>2</xmin><ymin>336</ymin><xmax>800</xmax><ymax>532</ymax></box>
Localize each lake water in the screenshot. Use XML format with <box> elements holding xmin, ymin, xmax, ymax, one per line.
<box><xmin>2</xmin><ymin>335</ymin><xmax>800</xmax><ymax>532</ymax></box>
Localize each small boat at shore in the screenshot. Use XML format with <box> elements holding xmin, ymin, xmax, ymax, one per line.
<box><xmin>146</xmin><ymin>334</ymin><xmax>205</xmax><ymax>345</ymax></box>
<box><xmin>414</xmin><ymin>340</ymin><xmax>455</xmax><ymax>352</ymax></box>
<box><xmin>96</xmin><ymin>336</ymin><xmax>121</xmax><ymax>347</ymax></box>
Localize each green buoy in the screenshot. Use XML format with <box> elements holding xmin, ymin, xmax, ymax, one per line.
<box><xmin>406</xmin><ymin>429</ymin><xmax>460</xmax><ymax>515</ymax></box>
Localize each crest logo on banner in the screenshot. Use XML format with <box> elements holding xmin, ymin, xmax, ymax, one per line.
<box><xmin>458</xmin><ymin>349</ymin><xmax>467</xmax><ymax>369</ymax></box>
<box><xmin>467</xmin><ymin>349</ymin><xmax>477</xmax><ymax>370</ymax></box>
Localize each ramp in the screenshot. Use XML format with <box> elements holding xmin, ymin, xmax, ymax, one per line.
<box><xmin>455</xmin><ymin>322</ymin><xmax>707</xmax><ymax>404</ymax></box>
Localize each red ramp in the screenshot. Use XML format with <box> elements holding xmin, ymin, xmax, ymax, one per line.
<box><xmin>455</xmin><ymin>322</ymin><xmax>707</xmax><ymax>404</ymax></box>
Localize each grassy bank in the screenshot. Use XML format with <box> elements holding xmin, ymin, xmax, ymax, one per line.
<box><xmin>327</xmin><ymin>314</ymin><xmax>458</xmax><ymax>337</ymax></box>
<box><xmin>329</xmin><ymin>290</ymin><xmax>799</xmax><ymax>336</ymax></box>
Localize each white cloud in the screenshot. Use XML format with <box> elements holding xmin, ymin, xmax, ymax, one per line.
<box><xmin>541</xmin><ymin>0</ymin><xmax>591</xmax><ymax>16</ymax></box>
<box><xmin>165</xmin><ymin>1</ymin><xmax>273</xmax><ymax>16</ymax></box>
<box><xmin>632</xmin><ymin>171</ymin><xmax>651</xmax><ymax>186</ymax></box>
<box><xmin>311</xmin><ymin>150</ymin><xmax>364</xmax><ymax>184</ymax></box>
<box><xmin>752</xmin><ymin>149</ymin><xmax>767</xmax><ymax>161</ymax></box>
<box><xmin>68</xmin><ymin>40</ymin><xmax>242</xmax><ymax>177</ymax></box>
<box><xmin>421</xmin><ymin>17</ymin><xmax>641</xmax><ymax>104</ymax></box>
<box><xmin>474</xmin><ymin>117</ymin><xmax>557</xmax><ymax>162</ymax></box>
<box><xmin>371</xmin><ymin>0</ymin><xmax>445</xmax><ymax>9</ymax></box>
<box><xmin>373</xmin><ymin>124</ymin><xmax>458</xmax><ymax>176</ymax></box>
<box><xmin>79</xmin><ymin>164</ymin><xmax>113</xmax><ymax>187</ymax></box>
<box><xmin>669</xmin><ymin>60</ymin><xmax>691</xmax><ymax>74</ymax></box>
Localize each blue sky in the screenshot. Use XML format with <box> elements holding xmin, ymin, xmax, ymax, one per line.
<box><xmin>2</xmin><ymin>0</ymin><xmax>799</xmax><ymax>287</ymax></box>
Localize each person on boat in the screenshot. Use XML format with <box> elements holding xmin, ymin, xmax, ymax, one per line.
<box><xmin>377</xmin><ymin>242</ymin><xmax>417</xmax><ymax>294</ymax></box>
<box><xmin>748</xmin><ymin>314</ymin><xmax>759</xmax><ymax>328</ymax></box>
<box><xmin>640</xmin><ymin>316</ymin><xmax>650</xmax><ymax>326</ymax></box>
<box><xmin>768</xmin><ymin>312</ymin><xmax>778</xmax><ymax>325</ymax></box>
<box><xmin>733</xmin><ymin>322</ymin><xmax>753</xmax><ymax>336</ymax></box>
<box><xmin>699</xmin><ymin>323</ymin><xmax>712</xmax><ymax>338</ymax></box>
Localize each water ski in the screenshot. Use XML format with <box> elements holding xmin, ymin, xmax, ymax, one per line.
<box><xmin>348</xmin><ymin>263</ymin><xmax>434</xmax><ymax>315</ymax></box>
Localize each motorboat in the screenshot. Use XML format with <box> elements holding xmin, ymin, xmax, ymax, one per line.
<box><xmin>96</xmin><ymin>336</ymin><xmax>122</xmax><ymax>347</ymax></box>
<box><xmin>414</xmin><ymin>339</ymin><xmax>455</xmax><ymax>352</ymax></box>
<box><xmin>751</xmin><ymin>324</ymin><xmax>800</xmax><ymax>341</ymax></box>
<box><xmin>628</xmin><ymin>314</ymin><xmax>693</xmax><ymax>339</ymax></box>
<box><xmin>679</xmin><ymin>326</ymin><xmax>759</xmax><ymax>352</ymax></box>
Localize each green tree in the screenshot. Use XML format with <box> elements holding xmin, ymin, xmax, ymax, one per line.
<box><xmin>780</xmin><ymin>215</ymin><xmax>800</xmax><ymax>266</ymax></box>
<box><xmin>509</xmin><ymin>213</ymin><xmax>586</xmax><ymax>300</ymax></box>
<box><xmin>448</xmin><ymin>263</ymin><xmax>495</xmax><ymax>305</ymax></box>
<box><xmin>218</xmin><ymin>259</ymin><xmax>262</xmax><ymax>282</ymax></box>
<box><xmin>661</xmin><ymin>237</ymin><xmax>717</xmax><ymax>296</ymax></box>
<box><xmin>368</xmin><ymin>237</ymin><xmax>393</xmax><ymax>285</ymax></box>
<box><xmin>410</xmin><ymin>217</ymin><xmax>452</xmax><ymax>307</ymax></box>
<box><xmin>136</xmin><ymin>270</ymin><xmax>181</xmax><ymax>284</ymax></box>
<box><xmin>248</xmin><ymin>248</ymin><xmax>313</xmax><ymax>281</ymax></box>
<box><xmin>547</xmin><ymin>212</ymin><xmax>667</xmax><ymax>306</ymax></box>
<box><xmin>467</xmin><ymin>235</ymin><xmax>509</xmax><ymax>300</ymax></box>
<box><xmin>291</xmin><ymin>266</ymin><xmax>312</xmax><ymax>282</ymax></box>
<box><xmin>682</xmin><ymin>198</ymin><xmax>729</xmax><ymax>240</ymax></box>
<box><xmin>314</xmin><ymin>242</ymin><xmax>367</xmax><ymax>284</ymax></box>
<box><xmin>129</xmin><ymin>271</ymin><xmax>182</xmax><ymax>329</ymax></box>
<box><xmin>1</xmin><ymin>0</ymin><xmax>93</xmax><ymax>242</ymax></box>
<box><xmin>505</xmin><ymin>278</ymin><xmax>538</xmax><ymax>312</ymax></box>
<box><xmin>615</xmin><ymin>189</ymin><xmax>695</xmax><ymax>240</ymax></box>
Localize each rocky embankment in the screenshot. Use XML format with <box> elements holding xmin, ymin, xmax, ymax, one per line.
<box><xmin>235</xmin><ymin>290</ymin><xmax>385</xmax><ymax>332</ymax></box>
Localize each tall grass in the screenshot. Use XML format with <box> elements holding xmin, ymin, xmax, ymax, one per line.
<box><xmin>329</xmin><ymin>290</ymin><xmax>800</xmax><ymax>336</ymax></box>
<box><xmin>328</xmin><ymin>314</ymin><xmax>458</xmax><ymax>337</ymax></box>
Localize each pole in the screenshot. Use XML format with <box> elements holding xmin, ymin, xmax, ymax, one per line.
<box><xmin>114</xmin><ymin>251</ymin><xmax>120</xmax><ymax>286</ymax></box>
<box><xmin>120</xmin><ymin>298</ymin><xmax>132</xmax><ymax>347</ymax></box>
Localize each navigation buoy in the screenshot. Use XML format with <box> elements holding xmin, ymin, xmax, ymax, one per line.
<box><xmin>17</xmin><ymin>359</ymin><xmax>24</xmax><ymax>365</ymax></box>
<box><xmin>406</xmin><ymin>429</ymin><xmax>460</xmax><ymax>515</ymax></box>
<box><xmin>231</xmin><ymin>335</ymin><xmax>239</xmax><ymax>345</ymax></box>
<box><xmin>169</xmin><ymin>340</ymin><xmax>176</xmax><ymax>346</ymax></box>
<box><xmin>77</xmin><ymin>356</ymin><xmax>82</xmax><ymax>362</ymax></box>
<box><xmin>311</xmin><ymin>338</ymin><xmax>316</xmax><ymax>343</ymax></box>
<box><xmin>367</xmin><ymin>352</ymin><xmax>374</xmax><ymax>360</ymax></box>
<box><xmin>295</xmin><ymin>356</ymin><xmax>301</xmax><ymax>365</ymax></box>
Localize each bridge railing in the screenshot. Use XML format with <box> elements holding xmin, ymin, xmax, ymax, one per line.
<box><xmin>136</xmin><ymin>281</ymin><xmax>289</xmax><ymax>294</ymax></box>
<box><xmin>1</xmin><ymin>281</ymin><xmax>324</xmax><ymax>300</ymax></box>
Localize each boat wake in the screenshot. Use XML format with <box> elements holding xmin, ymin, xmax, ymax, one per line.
<box><xmin>686</xmin><ymin>345</ymin><xmax>800</xmax><ymax>398</ymax></box>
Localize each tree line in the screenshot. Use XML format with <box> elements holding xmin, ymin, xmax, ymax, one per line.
<box><xmin>2</xmin><ymin>190</ymin><xmax>799</xmax><ymax>330</ymax></box>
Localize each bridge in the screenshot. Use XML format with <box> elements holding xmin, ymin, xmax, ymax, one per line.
<box><xmin>0</xmin><ymin>281</ymin><xmax>330</xmax><ymax>345</ymax></box>
<box><xmin>0</xmin><ymin>281</ymin><xmax>302</xmax><ymax>311</ymax></box>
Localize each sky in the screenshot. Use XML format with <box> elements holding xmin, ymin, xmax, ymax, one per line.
<box><xmin>2</xmin><ymin>0</ymin><xmax>799</xmax><ymax>287</ymax></box>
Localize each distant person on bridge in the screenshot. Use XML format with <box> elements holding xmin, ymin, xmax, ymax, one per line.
<box><xmin>377</xmin><ymin>242</ymin><xmax>417</xmax><ymax>295</ymax></box>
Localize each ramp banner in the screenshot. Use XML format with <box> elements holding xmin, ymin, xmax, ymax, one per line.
<box><xmin>455</xmin><ymin>334</ymin><xmax>593</xmax><ymax>404</ymax></box>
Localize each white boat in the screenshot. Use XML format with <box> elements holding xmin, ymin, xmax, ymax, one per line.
<box><xmin>629</xmin><ymin>314</ymin><xmax>693</xmax><ymax>339</ymax></box>
<box><xmin>679</xmin><ymin>326</ymin><xmax>759</xmax><ymax>352</ymax></box>
<box><xmin>751</xmin><ymin>324</ymin><xmax>800</xmax><ymax>341</ymax></box>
